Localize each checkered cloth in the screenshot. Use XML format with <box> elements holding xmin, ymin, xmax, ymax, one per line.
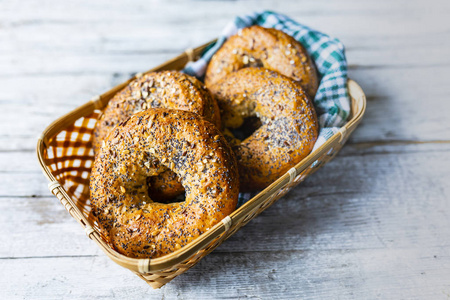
<box><xmin>183</xmin><ymin>11</ymin><xmax>350</xmax><ymax>207</ymax></box>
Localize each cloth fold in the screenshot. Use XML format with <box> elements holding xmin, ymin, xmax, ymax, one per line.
<box><xmin>182</xmin><ymin>10</ymin><xmax>350</xmax><ymax>206</ymax></box>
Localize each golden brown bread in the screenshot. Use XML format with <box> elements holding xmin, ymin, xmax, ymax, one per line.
<box><xmin>90</xmin><ymin>108</ymin><xmax>239</xmax><ymax>258</ymax></box>
<box><xmin>93</xmin><ymin>71</ymin><xmax>221</xmax><ymax>201</ymax></box>
<box><xmin>205</xmin><ymin>25</ymin><xmax>319</xmax><ymax>98</ymax></box>
<box><xmin>208</xmin><ymin>67</ymin><xmax>319</xmax><ymax>191</ymax></box>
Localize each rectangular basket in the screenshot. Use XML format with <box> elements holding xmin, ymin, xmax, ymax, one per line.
<box><xmin>37</xmin><ymin>41</ymin><xmax>366</xmax><ymax>289</ymax></box>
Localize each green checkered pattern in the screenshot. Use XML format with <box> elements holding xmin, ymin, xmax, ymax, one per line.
<box><xmin>183</xmin><ymin>11</ymin><xmax>350</xmax><ymax>207</ymax></box>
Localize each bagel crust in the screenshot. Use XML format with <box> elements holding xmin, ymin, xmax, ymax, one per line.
<box><xmin>90</xmin><ymin>108</ymin><xmax>239</xmax><ymax>258</ymax></box>
<box><xmin>205</xmin><ymin>25</ymin><xmax>319</xmax><ymax>98</ymax></box>
<box><xmin>93</xmin><ymin>71</ymin><xmax>221</xmax><ymax>201</ymax></box>
<box><xmin>209</xmin><ymin>68</ymin><xmax>319</xmax><ymax>191</ymax></box>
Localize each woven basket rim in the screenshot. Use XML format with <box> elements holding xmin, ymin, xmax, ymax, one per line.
<box><xmin>36</xmin><ymin>41</ymin><xmax>366</xmax><ymax>274</ymax></box>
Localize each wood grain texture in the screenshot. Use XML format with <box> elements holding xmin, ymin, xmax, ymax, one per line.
<box><xmin>1</xmin><ymin>0</ymin><xmax>450</xmax><ymax>299</ymax></box>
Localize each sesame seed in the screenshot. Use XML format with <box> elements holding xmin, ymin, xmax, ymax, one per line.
<box><xmin>120</xmin><ymin>186</ymin><xmax>126</xmax><ymax>193</ymax></box>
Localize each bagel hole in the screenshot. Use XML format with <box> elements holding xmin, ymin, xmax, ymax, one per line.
<box><xmin>160</xmin><ymin>191</ymin><xmax>186</xmax><ymax>204</ymax></box>
<box><xmin>244</xmin><ymin>57</ymin><xmax>264</xmax><ymax>69</ymax></box>
<box><xmin>146</xmin><ymin>176</ymin><xmax>186</xmax><ymax>204</ymax></box>
<box><xmin>228</xmin><ymin>116</ymin><xmax>262</xmax><ymax>141</ymax></box>
<box><xmin>148</xmin><ymin>189</ymin><xmax>186</xmax><ymax>204</ymax></box>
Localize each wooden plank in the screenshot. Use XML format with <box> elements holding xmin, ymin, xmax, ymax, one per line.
<box><xmin>0</xmin><ymin>0</ymin><xmax>448</xmax><ymax>29</ymax></box>
<box><xmin>1</xmin><ymin>65</ymin><xmax>450</xmax><ymax>152</ymax></box>
<box><xmin>1</xmin><ymin>0</ymin><xmax>449</xmax><ymax>79</ymax></box>
<box><xmin>0</xmin><ymin>196</ymin><xmax>98</xmax><ymax>258</ymax></box>
<box><xmin>1</xmin><ymin>248</ymin><xmax>450</xmax><ymax>299</ymax></box>
<box><xmin>1</xmin><ymin>24</ymin><xmax>449</xmax><ymax>76</ymax></box>
<box><xmin>1</xmin><ymin>143</ymin><xmax>449</xmax><ymax>259</ymax></box>
<box><xmin>1</xmin><ymin>2</ymin><xmax>449</xmax><ymax>77</ymax></box>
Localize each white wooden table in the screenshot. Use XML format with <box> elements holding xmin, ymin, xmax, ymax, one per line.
<box><xmin>1</xmin><ymin>0</ymin><xmax>450</xmax><ymax>299</ymax></box>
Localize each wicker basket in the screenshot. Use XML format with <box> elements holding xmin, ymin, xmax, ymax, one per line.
<box><xmin>36</xmin><ymin>41</ymin><xmax>366</xmax><ymax>289</ymax></box>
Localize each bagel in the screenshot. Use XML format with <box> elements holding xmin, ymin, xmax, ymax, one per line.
<box><xmin>90</xmin><ymin>108</ymin><xmax>239</xmax><ymax>258</ymax></box>
<box><xmin>208</xmin><ymin>67</ymin><xmax>319</xmax><ymax>191</ymax></box>
<box><xmin>205</xmin><ymin>25</ymin><xmax>319</xmax><ymax>98</ymax></box>
<box><xmin>93</xmin><ymin>71</ymin><xmax>221</xmax><ymax>201</ymax></box>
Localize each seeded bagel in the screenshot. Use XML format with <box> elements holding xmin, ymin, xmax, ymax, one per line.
<box><xmin>90</xmin><ymin>108</ymin><xmax>239</xmax><ymax>258</ymax></box>
<box><xmin>93</xmin><ymin>71</ymin><xmax>221</xmax><ymax>201</ymax></box>
<box><xmin>205</xmin><ymin>25</ymin><xmax>319</xmax><ymax>98</ymax></box>
<box><xmin>209</xmin><ymin>67</ymin><xmax>319</xmax><ymax>191</ymax></box>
